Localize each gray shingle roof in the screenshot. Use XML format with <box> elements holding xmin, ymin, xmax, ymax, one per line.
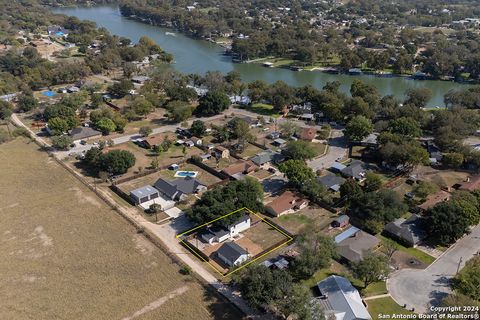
<box><xmin>217</xmin><ymin>242</ymin><xmax>248</xmax><ymax>263</ymax></box>
<box><xmin>336</xmin><ymin>227</ymin><xmax>379</xmax><ymax>262</ymax></box>
<box><xmin>384</xmin><ymin>214</ymin><xmax>426</xmax><ymax>246</ymax></box>
<box><xmin>316</xmin><ymin>275</ymin><xmax>371</xmax><ymax>320</ymax></box>
<box><xmin>250</xmin><ymin>149</ymin><xmax>285</xmax><ymax>165</ymax></box>
<box><xmin>69</xmin><ymin>127</ymin><xmax>102</xmax><ymax>141</ymax></box>
<box><xmin>318</xmin><ymin>174</ymin><xmax>345</xmax><ymax>191</ymax></box>
<box><xmin>154</xmin><ymin>177</ymin><xmax>205</xmax><ymax>199</ymax></box>
<box><xmin>341</xmin><ymin>161</ymin><xmax>366</xmax><ymax>180</ymax></box>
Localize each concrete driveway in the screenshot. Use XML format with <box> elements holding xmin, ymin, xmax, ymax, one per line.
<box><xmin>388</xmin><ymin>224</ymin><xmax>480</xmax><ymax>313</ymax></box>
<box><xmin>307</xmin><ymin>129</ymin><xmax>348</xmax><ymax>171</ymax></box>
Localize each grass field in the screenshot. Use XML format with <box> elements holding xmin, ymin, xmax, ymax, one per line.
<box><xmin>0</xmin><ymin>138</ymin><xmax>242</xmax><ymax>320</ymax></box>
<box><xmin>367</xmin><ymin>297</ymin><xmax>414</xmax><ymax>319</ymax></box>
<box><xmin>378</xmin><ymin>235</ymin><xmax>435</xmax><ymax>265</ymax></box>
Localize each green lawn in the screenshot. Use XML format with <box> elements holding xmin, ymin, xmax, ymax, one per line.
<box><xmin>361</xmin><ymin>281</ymin><xmax>388</xmax><ymax>297</ymax></box>
<box><xmin>378</xmin><ymin>235</ymin><xmax>435</xmax><ymax>265</ymax></box>
<box><xmin>309</xmin><ymin>142</ymin><xmax>328</xmax><ymax>157</ymax></box>
<box><xmin>367</xmin><ymin>297</ymin><xmax>414</xmax><ymax>319</ymax></box>
<box><xmin>247</xmin><ymin>103</ymin><xmax>281</xmax><ymax>117</ymax></box>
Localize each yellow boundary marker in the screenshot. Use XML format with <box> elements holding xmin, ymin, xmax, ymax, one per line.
<box><xmin>176</xmin><ymin>207</ymin><xmax>294</xmax><ymax>277</ymax></box>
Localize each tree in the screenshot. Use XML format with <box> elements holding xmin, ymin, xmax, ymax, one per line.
<box><xmin>388</xmin><ymin>117</ymin><xmax>421</xmax><ymax>137</ymax></box>
<box><xmin>364</xmin><ymin>172</ymin><xmax>383</xmax><ymax>192</ymax></box>
<box><xmin>98</xmin><ymin>149</ymin><xmax>136</xmax><ymax>175</ymax></box>
<box><xmin>412</xmin><ymin>181</ymin><xmax>439</xmax><ymax>199</ymax></box>
<box><xmin>195</xmin><ymin>91</ymin><xmax>230</xmax><ymax>116</ymax></box>
<box><xmin>426</xmin><ymin>202</ymin><xmax>470</xmax><ymax>245</ymax></box>
<box><xmin>108</xmin><ymin>79</ymin><xmax>134</xmax><ymax>98</ymax></box>
<box><xmin>451</xmin><ymin>191</ymin><xmax>480</xmax><ymax>226</ymax></box>
<box><xmin>51</xmin><ymin>135</ymin><xmax>73</xmax><ymax>150</ymax></box>
<box><xmin>344</xmin><ymin>116</ymin><xmax>373</xmax><ymax>142</ymax></box>
<box><xmin>291</xmin><ymin>232</ymin><xmax>337</xmax><ymax>280</ymax></box>
<box><xmin>48</xmin><ymin>117</ymin><xmax>69</xmax><ymax>135</ymax></box>
<box><xmin>340</xmin><ymin>179</ymin><xmax>364</xmax><ymax>203</ymax></box>
<box><xmin>452</xmin><ymin>256</ymin><xmax>480</xmax><ymax>301</ymax></box>
<box><xmin>404</xmin><ymin>88</ymin><xmax>432</xmax><ymax>108</ymax></box>
<box><xmin>190</xmin><ymin>120</ymin><xmax>206</xmax><ymax>137</ymax></box>
<box><xmin>282</xmin><ymin>140</ymin><xmax>316</xmax><ymax>161</ymax></box>
<box><xmin>352</xmin><ymin>254</ymin><xmax>389</xmax><ymax>288</ymax></box>
<box><xmin>187</xmin><ymin>178</ymin><xmax>264</xmax><ymax>225</ymax></box>
<box><xmin>443</xmin><ymin>152</ymin><xmax>464</xmax><ymax>169</ymax></box>
<box><xmin>17</xmin><ymin>94</ymin><xmax>38</xmax><ymax>112</ymax></box>
<box><xmin>139</xmin><ymin>126</ymin><xmax>153</xmax><ymax>137</ymax></box>
<box><xmin>264</xmin><ymin>81</ymin><xmax>295</xmax><ymax>111</ymax></box>
<box><xmin>0</xmin><ymin>101</ymin><xmax>13</xmax><ymax>120</ymax></box>
<box><xmin>279</xmin><ymin>120</ymin><xmax>299</xmax><ymax>138</ymax></box>
<box><xmin>130</xmin><ymin>98</ymin><xmax>154</xmax><ymax>118</ymax></box>
<box><xmin>167</xmin><ymin>100</ymin><xmax>193</xmax><ymax>122</ymax></box>
<box><xmin>278</xmin><ymin>160</ymin><xmax>315</xmax><ymax>188</ymax></box>
<box><xmin>96</xmin><ymin>118</ymin><xmax>116</xmax><ymax>134</ymax></box>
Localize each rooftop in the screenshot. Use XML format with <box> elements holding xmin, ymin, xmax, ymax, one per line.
<box><xmin>266</xmin><ymin>190</ymin><xmax>307</xmax><ymax>215</ymax></box>
<box><xmin>384</xmin><ymin>214</ymin><xmax>426</xmax><ymax>246</ymax></box>
<box><xmin>69</xmin><ymin>127</ymin><xmax>102</xmax><ymax>141</ymax></box>
<box><xmin>217</xmin><ymin>242</ymin><xmax>248</xmax><ymax>262</ymax></box>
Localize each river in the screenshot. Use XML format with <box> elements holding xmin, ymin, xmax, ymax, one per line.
<box><xmin>53</xmin><ymin>5</ymin><xmax>471</xmax><ymax>107</ymax></box>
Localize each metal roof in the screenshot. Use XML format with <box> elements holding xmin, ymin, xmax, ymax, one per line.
<box><xmin>130</xmin><ymin>185</ymin><xmax>158</xmax><ymax>199</ymax></box>
<box><xmin>217</xmin><ymin>242</ymin><xmax>248</xmax><ymax>263</ymax></box>
<box><xmin>317</xmin><ymin>275</ymin><xmax>372</xmax><ymax>320</ymax></box>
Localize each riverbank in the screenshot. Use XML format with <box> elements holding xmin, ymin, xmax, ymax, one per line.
<box><xmin>52</xmin><ymin>5</ymin><xmax>474</xmax><ymax>107</ymax></box>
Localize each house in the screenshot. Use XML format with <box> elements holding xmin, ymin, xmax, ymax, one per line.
<box><xmin>335</xmin><ymin>227</ymin><xmax>380</xmax><ymax>263</ymax></box>
<box><xmin>418</xmin><ymin>190</ymin><xmax>451</xmax><ymax>212</ymax></box>
<box><xmin>315</xmin><ymin>275</ymin><xmax>371</xmax><ymax>320</ymax></box>
<box><xmin>318</xmin><ymin>174</ymin><xmax>345</xmax><ymax>192</ymax></box>
<box><xmin>47</xmin><ymin>25</ymin><xmax>68</xmax><ymax>37</ymax></box>
<box><xmin>221</xmin><ymin>159</ymin><xmax>258</xmax><ymax>179</ymax></box>
<box><xmin>184</xmin><ymin>140</ymin><xmax>195</xmax><ymax>148</ymax></box>
<box><xmin>154</xmin><ymin>177</ymin><xmax>206</xmax><ymax>201</ymax></box>
<box><xmin>331</xmin><ymin>215</ymin><xmax>350</xmax><ymax>228</ymax></box>
<box><xmin>130</xmin><ymin>185</ymin><xmax>159</xmax><ymax>205</ymax></box>
<box><xmin>250</xmin><ymin>149</ymin><xmax>285</xmax><ymax>166</ymax></box>
<box><xmin>229</xmin><ymin>95</ymin><xmax>251</xmax><ymax>105</ymax></box>
<box><xmin>0</xmin><ymin>93</ymin><xmax>18</xmax><ymax>102</ymax></box>
<box><xmin>360</xmin><ymin>133</ymin><xmax>379</xmax><ymax>147</ymax></box>
<box><xmin>131</xmin><ymin>75</ymin><xmax>150</xmax><ymax>84</ymax></box>
<box><xmin>298</xmin><ymin>113</ymin><xmax>314</xmax><ymax>122</ymax></box>
<box><xmin>384</xmin><ymin>214</ymin><xmax>426</xmax><ymax>247</ymax></box>
<box><xmin>66</xmin><ymin>86</ymin><xmax>80</xmax><ymax>93</ymax></box>
<box><xmin>457</xmin><ymin>176</ymin><xmax>480</xmax><ymax>192</ymax></box>
<box><xmin>201</xmin><ymin>214</ymin><xmax>251</xmax><ymax>244</ymax></box>
<box><xmin>330</xmin><ymin>162</ymin><xmax>347</xmax><ymax>173</ymax></box>
<box><xmin>69</xmin><ymin>127</ymin><xmax>102</xmax><ymax>143</ymax></box>
<box><xmin>271</xmin><ymin>138</ymin><xmax>287</xmax><ymax>147</ymax></box>
<box><xmin>261</xmin><ymin>256</ymin><xmax>289</xmax><ymax>270</ymax></box>
<box><xmin>217</xmin><ymin>242</ymin><xmax>250</xmax><ymax>267</ymax></box>
<box><xmin>341</xmin><ymin>160</ymin><xmax>367</xmax><ymax>181</ymax></box>
<box><xmin>191</xmin><ymin>136</ymin><xmax>202</xmax><ymax>146</ymax></box>
<box><xmin>265</xmin><ymin>191</ymin><xmax>308</xmax><ymax>217</ymax></box>
<box><xmin>297</xmin><ymin>127</ymin><xmax>317</xmax><ymax>141</ymax></box>
<box><xmin>143</xmin><ymin>133</ymin><xmax>176</xmax><ymax>149</ymax></box>
<box><xmin>199</xmin><ymin>153</ymin><xmax>212</xmax><ymax>162</ymax></box>
<box><xmin>268</xmin><ymin>132</ymin><xmax>281</xmax><ymax>140</ymax></box>
<box><xmin>213</xmin><ymin>146</ymin><xmax>230</xmax><ymax>159</ymax></box>
<box><xmin>290</xmin><ymin>103</ymin><xmax>312</xmax><ymax>114</ymax></box>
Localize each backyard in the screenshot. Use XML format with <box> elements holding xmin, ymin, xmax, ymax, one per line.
<box><xmin>0</xmin><ymin>138</ymin><xmax>242</xmax><ymax>320</ymax></box>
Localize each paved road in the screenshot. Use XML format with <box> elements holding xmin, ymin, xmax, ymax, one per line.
<box><xmin>307</xmin><ymin>129</ymin><xmax>348</xmax><ymax>171</ymax></box>
<box><xmin>388</xmin><ymin>224</ymin><xmax>480</xmax><ymax>313</ymax></box>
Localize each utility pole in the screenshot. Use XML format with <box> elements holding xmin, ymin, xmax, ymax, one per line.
<box><xmin>456</xmin><ymin>257</ymin><xmax>463</xmax><ymax>275</ymax></box>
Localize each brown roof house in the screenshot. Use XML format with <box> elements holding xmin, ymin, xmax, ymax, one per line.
<box><xmin>221</xmin><ymin>160</ymin><xmax>258</xmax><ymax>180</ymax></box>
<box><xmin>297</xmin><ymin>127</ymin><xmax>317</xmax><ymax>141</ymax></box>
<box><xmin>265</xmin><ymin>191</ymin><xmax>308</xmax><ymax>217</ymax></box>
<box><xmin>335</xmin><ymin>226</ymin><xmax>380</xmax><ymax>263</ymax></box>
<box><xmin>458</xmin><ymin>176</ymin><xmax>480</xmax><ymax>192</ymax></box>
<box><xmin>418</xmin><ymin>190</ymin><xmax>451</xmax><ymax>212</ymax></box>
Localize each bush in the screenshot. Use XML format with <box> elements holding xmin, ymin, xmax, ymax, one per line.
<box><xmin>12</xmin><ymin>127</ymin><xmax>30</xmax><ymax>138</ymax></box>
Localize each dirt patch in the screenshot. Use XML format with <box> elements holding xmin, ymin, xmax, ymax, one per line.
<box><xmin>391</xmin><ymin>251</ymin><xmax>427</xmax><ymax>270</ymax></box>
<box><xmin>132</xmin><ymin>234</ymin><xmax>155</xmax><ymax>256</ymax></box>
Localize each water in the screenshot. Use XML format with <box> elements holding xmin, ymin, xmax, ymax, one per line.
<box><xmin>53</xmin><ymin>5</ymin><xmax>473</xmax><ymax>107</ymax></box>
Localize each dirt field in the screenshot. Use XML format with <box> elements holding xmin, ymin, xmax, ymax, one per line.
<box><xmin>273</xmin><ymin>207</ymin><xmax>335</xmax><ymax>235</ymax></box>
<box><xmin>0</xmin><ymin>139</ymin><xmax>242</xmax><ymax>320</ymax></box>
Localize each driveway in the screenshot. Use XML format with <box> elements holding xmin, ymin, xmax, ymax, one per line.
<box><xmin>388</xmin><ymin>224</ymin><xmax>480</xmax><ymax>313</ymax></box>
<box><xmin>307</xmin><ymin>129</ymin><xmax>348</xmax><ymax>171</ymax></box>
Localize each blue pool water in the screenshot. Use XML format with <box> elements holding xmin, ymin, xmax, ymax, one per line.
<box><xmin>176</xmin><ymin>171</ymin><xmax>197</xmax><ymax>177</ymax></box>
<box><xmin>42</xmin><ymin>91</ymin><xmax>56</xmax><ymax>97</ymax></box>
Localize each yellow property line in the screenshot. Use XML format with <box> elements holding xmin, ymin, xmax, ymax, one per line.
<box><xmin>177</xmin><ymin>207</ymin><xmax>294</xmax><ymax>277</ymax></box>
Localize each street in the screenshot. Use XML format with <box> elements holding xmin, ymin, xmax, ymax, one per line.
<box><xmin>307</xmin><ymin>129</ymin><xmax>348</xmax><ymax>171</ymax></box>
<box><xmin>388</xmin><ymin>224</ymin><xmax>480</xmax><ymax>313</ymax></box>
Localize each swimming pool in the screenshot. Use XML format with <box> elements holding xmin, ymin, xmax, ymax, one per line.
<box><xmin>42</xmin><ymin>91</ymin><xmax>56</xmax><ymax>97</ymax></box>
<box><xmin>174</xmin><ymin>171</ymin><xmax>199</xmax><ymax>178</ymax></box>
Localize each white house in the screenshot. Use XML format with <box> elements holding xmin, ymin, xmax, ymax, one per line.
<box><xmin>200</xmin><ymin>214</ymin><xmax>251</xmax><ymax>245</ymax></box>
<box><xmin>217</xmin><ymin>242</ymin><xmax>250</xmax><ymax>267</ymax></box>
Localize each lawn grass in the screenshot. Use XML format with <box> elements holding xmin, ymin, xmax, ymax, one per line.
<box><xmin>0</xmin><ymin>138</ymin><xmax>242</xmax><ymax>320</ymax></box>
<box><xmin>247</xmin><ymin>103</ymin><xmax>281</xmax><ymax>117</ymax></box>
<box><xmin>367</xmin><ymin>297</ymin><xmax>414</xmax><ymax>319</ymax></box>
<box><xmin>361</xmin><ymin>281</ymin><xmax>388</xmax><ymax>297</ymax></box>
<box><xmin>378</xmin><ymin>235</ymin><xmax>435</xmax><ymax>265</ymax></box>
<box><xmin>309</xmin><ymin>142</ymin><xmax>327</xmax><ymax>157</ymax></box>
